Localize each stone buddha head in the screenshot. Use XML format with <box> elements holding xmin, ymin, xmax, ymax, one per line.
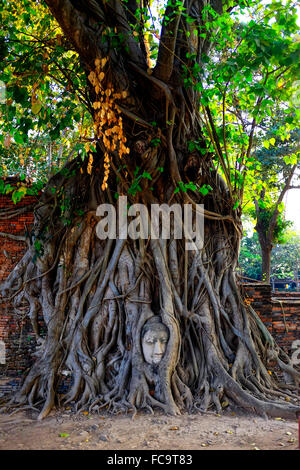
<box><xmin>141</xmin><ymin>316</ymin><xmax>169</xmax><ymax>366</ymax></box>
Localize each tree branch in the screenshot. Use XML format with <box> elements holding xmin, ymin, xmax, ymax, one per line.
<box><xmin>267</xmin><ymin>164</ymin><xmax>297</xmax><ymax>241</ymax></box>
<box><xmin>0</xmin><ymin>232</ymin><xmax>26</xmax><ymax>242</ymax></box>
<box><xmin>153</xmin><ymin>3</ymin><xmax>182</xmax><ymax>82</ymax></box>
<box><xmin>44</xmin><ymin>0</ymin><xmax>100</xmax><ymax>68</ymax></box>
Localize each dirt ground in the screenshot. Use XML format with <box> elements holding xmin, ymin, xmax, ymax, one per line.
<box><xmin>0</xmin><ymin>405</ymin><xmax>299</xmax><ymax>451</ymax></box>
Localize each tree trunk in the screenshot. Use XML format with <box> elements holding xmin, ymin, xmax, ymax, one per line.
<box><xmin>261</xmin><ymin>243</ymin><xmax>272</xmax><ymax>284</ymax></box>
<box><xmin>1</xmin><ymin>0</ymin><xmax>299</xmax><ymax>420</ymax></box>
<box><xmin>254</xmin><ymin>214</ymin><xmax>272</xmax><ymax>284</ymax></box>
<box><xmin>254</xmin><ymin>165</ymin><xmax>297</xmax><ymax>285</ymax></box>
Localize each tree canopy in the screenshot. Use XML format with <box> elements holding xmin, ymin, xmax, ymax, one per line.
<box><xmin>0</xmin><ymin>0</ymin><xmax>299</xmax><ymax>205</ymax></box>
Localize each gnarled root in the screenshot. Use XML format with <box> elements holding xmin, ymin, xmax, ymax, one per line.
<box><xmin>1</xmin><ymin>167</ymin><xmax>299</xmax><ymax>420</ymax></box>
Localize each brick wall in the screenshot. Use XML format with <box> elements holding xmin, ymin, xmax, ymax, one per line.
<box><xmin>242</xmin><ymin>283</ymin><xmax>300</xmax><ymax>355</ymax></box>
<box><xmin>0</xmin><ymin>188</ymin><xmax>37</xmax><ymax>377</ymax></box>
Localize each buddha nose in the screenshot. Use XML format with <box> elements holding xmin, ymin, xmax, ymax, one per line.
<box><xmin>154</xmin><ymin>341</ymin><xmax>163</xmax><ymax>355</ymax></box>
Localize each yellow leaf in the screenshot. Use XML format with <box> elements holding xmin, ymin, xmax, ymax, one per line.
<box><xmin>88</xmin><ymin>71</ymin><xmax>96</xmax><ymax>84</ymax></box>
<box><xmin>101</xmin><ymin>57</ymin><xmax>108</xmax><ymax>67</ymax></box>
<box><xmin>87</xmin><ymin>154</ymin><xmax>93</xmax><ymax>175</ymax></box>
<box><xmin>277</xmin><ymin>79</ymin><xmax>284</xmax><ymax>88</ymax></box>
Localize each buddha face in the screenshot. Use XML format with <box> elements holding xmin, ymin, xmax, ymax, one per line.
<box><xmin>141</xmin><ymin>322</ymin><xmax>169</xmax><ymax>365</ymax></box>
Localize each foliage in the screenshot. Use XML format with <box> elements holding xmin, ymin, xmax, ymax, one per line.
<box><xmin>186</xmin><ymin>0</ymin><xmax>300</xmax><ymax>207</ymax></box>
<box><xmin>238</xmin><ymin>230</ymin><xmax>262</xmax><ymax>280</ymax></box>
<box><xmin>0</xmin><ymin>0</ymin><xmax>299</xmax><ymax>208</ymax></box>
<box><xmin>239</xmin><ymin>228</ymin><xmax>300</xmax><ymax>280</ymax></box>
<box><xmin>272</xmin><ymin>231</ymin><xmax>300</xmax><ymax>279</ymax></box>
<box><xmin>0</xmin><ymin>0</ymin><xmax>93</xmax><ymax>184</ymax></box>
<box><xmin>250</xmin><ymin>202</ymin><xmax>293</xmax><ymax>244</ymax></box>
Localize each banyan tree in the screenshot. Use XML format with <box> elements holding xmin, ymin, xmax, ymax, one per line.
<box><xmin>1</xmin><ymin>0</ymin><xmax>300</xmax><ymax>420</ymax></box>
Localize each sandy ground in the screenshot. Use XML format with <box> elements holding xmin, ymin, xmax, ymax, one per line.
<box><xmin>0</xmin><ymin>406</ymin><xmax>298</xmax><ymax>451</ymax></box>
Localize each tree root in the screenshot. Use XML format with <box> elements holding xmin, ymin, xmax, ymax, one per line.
<box><xmin>1</xmin><ymin>163</ymin><xmax>299</xmax><ymax>420</ymax></box>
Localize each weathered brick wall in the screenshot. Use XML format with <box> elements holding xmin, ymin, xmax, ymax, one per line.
<box><xmin>270</xmin><ymin>296</ymin><xmax>300</xmax><ymax>354</ymax></box>
<box><xmin>242</xmin><ymin>283</ymin><xmax>300</xmax><ymax>355</ymax></box>
<box><xmin>0</xmin><ymin>190</ymin><xmax>37</xmax><ymax>377</ymax></box>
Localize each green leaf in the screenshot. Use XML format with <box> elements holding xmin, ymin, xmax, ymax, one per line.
<box><xmin>142</xmin><ymin>171</ymin><xmax>152</xmax><ymax>180</ymax></box>
<box><xmin>199</xmin><ymin>186</ymin><xmax>209</xmax><ymax>196</ymax></box>
<box><xmin>11</xmin><ymin>186</ymin><xmax>27</xmax><ymax>204</ymax></box>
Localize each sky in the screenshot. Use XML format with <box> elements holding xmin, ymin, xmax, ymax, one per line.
<box><xmin>284</xmin><ymin>190</ymin><xmax>300</xmax><ymax>232</ymax></box>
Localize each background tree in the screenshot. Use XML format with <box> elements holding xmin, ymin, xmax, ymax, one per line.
<box><xmin>244</xmin><ymin>125</ymin><xmax>300</xmax><ymax>283</ymax></box>
<box><xmin>272</xmin><ymin>232</ymin><xmax>300</xmax><ymax>289</ymax></box>
<box><xmin>238</xmin><ymin>229</ymin><xmax>300</xmax><ymax>287</ymax></box>
<box><xmin>1</xmin><ymin>0</ymin><xmax>300</xmax><ymax>420</ymax></box>
<box><xmin>238</xmin><ymin>230</ymin><xmax>262</xmax><ymax>280</ymax></box>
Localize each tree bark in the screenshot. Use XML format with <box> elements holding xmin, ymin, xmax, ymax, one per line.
<box><xmin>261</xmin><ymin>242</ymin><xmax>272</xmax><ymax>284</ymax></box>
